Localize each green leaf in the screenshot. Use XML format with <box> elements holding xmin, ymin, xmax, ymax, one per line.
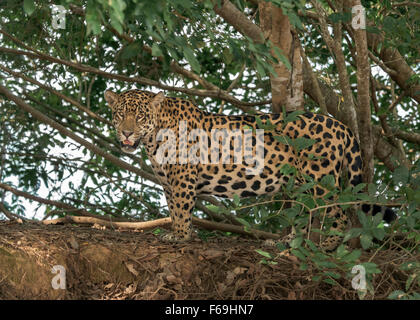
<box><xmin>328</xmin><ymin>12</ymin><xmax>352</xmax><ymax>23</ymax></box>
<box><xmin>272</xmin><ymin>46</ymin><xmax>291</xmax><ymax>70</ymax></box>
<box><xmin>183</xmin><ymin>47</ymin><xmax>201</xmax><ymax>73</ymax></box>
<box><xmin>372</xmin><ymin>212</ymin><xmax>384</xmax><ymax>227</ymax></box>
<box><xmin>276</xmin><ymin>242</ymin><xmax>288</xmax><ymax>252</ymax></box>
<box><xmin>305</xmin><ymin>239</ymin><xmax>319</xmax><ymax>252</ymax></box>
<box><xmin>299</xmin><ymin>263</ymin><xmax>308</xmax><ymax>271</ymax></box>
<box><xmin>406</xmin><ymin>273</ymin><xmax>417</xmax><ymax>291</ymax></box>
<box><xmin>367</xmin><ymin>183</ymin><xmax>377</xmax><ymax>196</ymax></box>
<box><xmin>23</xmin><ymin>0</ymin><xmax>36</xmax><ymax>15</ymax></box>
<box><xmin>336</xmin><ymin>244</ymin><xmax>348</xmax><ymax>258</ymax></box>
<box><xmin>207</xmin><ymin>205</ymin><xmax>221</xmax><ymax>213</ymax></box>
<box><xmin>316</xmin><ymin>260</ymin><xmax>338</xmax><ymax>269</ymax></box>
<box><xmin>292</xmin><ymin>137</ymin><xmax>318</xmax><ymax>152</ymax></box>
<box><xmin>342</xmin><ymin>249</ymin><xmax>362</xmax><ymax>263</ymax></box>
<box><xmin>361</xmin><ymin>262</ymin><xmax>381</xmax><ymax>274</ymax></box>
<box><xmin>255</xmin><ymin>117</ymin><xmax>276</xmax><ymax>130</ymax></box>
<box><xmin>357</xmin><ymin>211</ymin><xmax>369</xmax><ymax>227</ymax></box>
<box><xmin>284</xmin><ymin>207</ymin><xmax>300</xmax><ymax>219</ymax></box>
<box><xmin>393</xmin><ymin>166</ymin><xmax>410</xmax><ymax>185</ymax></box>
<box><xmin>360</xmin><ymin>234</ymin><xmax>373</xmax><ymax>249</ymax></box>
<box><xmin>222</xmin><ymin>48</ymin><xmax>233</xmax><ymax>64</ymax></box>
<box><xmin>320</xmin><ymin>175</ymin><xmax>336</xmax><ymax>191</ymax></box>
<box><xmin>286</xmin><ymin>11</ymin><xmax>303</xmax><ymax>30</ymax></box>
<box><xmin>290</xmin><ymin>236</ymin><xmax>303</xmax><ymax>249</ymax></box>
<box><xmin>86</xmin><ymin>7</ymin><xmax>102</xmax><ymax>35</ymax></box>
<box><xmin>323</xmin><ymin>271</ymin><xmax>341</xmax><ymax>279</ymax></box>
<box><xmin>255</xmin><ymin>60</ymin><xmax>267</xmax><ymax>78</ymax></box>
<box><xmin>109</xmin><ymin>11</ymin><xmax>124</xmax><ymax>34</ymax></box>
<box><xmin>274</xmin><ymin>135</ymin><xmax>291</xmax><ymax>145</ymax></box>
<box><xmin>352</xmin><ymin>183</ymin><xmax>366</xmax><ymax>194</ymax></box>
<box><xmin>233</xmin><ymin>194</ymin><xmax>240</xmax><ymax>207</ymax></box>
<box><xmin>312</xmin><ymin>275</ymin><xmax>321</xmax><ymax>282</ymax></box>
<box><xmin>343</xmin><ymin>228</ymin><xmax>362</xmax><ymax>242</ymax></box>
<box><xmin>255</xmin><ymin>249</ymin><xmax>273</xmax><ymax>259</ymax></box>
<box><xmin>296</xmin><ymin>182</ymin><xmax>316</xmax><ymax>194</ymax></box>
<box><xmin>236</xmin><ymin>217</ymin><xmax>251</xmax><ymax>229</ymax></box>
<box><xmin>283</xmin><ymin>110</ymin><xmax>305</xmax><ymax>126</ymax></box>
<box><xmin>322</xmin><ymin>278</ymin><xmax>337</xmax><ymax>285</ymax></box>
<box><xmin>151</xmin><ymin>43</ymin><xmax>163</xmax><ymax>57</ymax></box>
<box><xmin>121</xmin><ymin>42</ymin><xmax>141</xmax><ymax>60</ymax></box>
<box><xmin>291</xmin><ymin>249</ymin><xmax>306</xmax><ymax>260</ymax></box>
<box><xmin>388</xmin><ymin>290</ymin><xmax>406</xmax><ymax>300</ymax></box>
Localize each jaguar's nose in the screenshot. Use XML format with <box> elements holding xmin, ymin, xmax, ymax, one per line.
<box><xmin>122</xmin><ymin>130</ymin><xmax>133</xmax><ymax>138</ymax></box>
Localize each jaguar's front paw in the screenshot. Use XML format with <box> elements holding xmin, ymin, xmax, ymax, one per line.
<box><xmin>160</xmin><ymin>232</ymin><xmax>190</xmax><ymax>243</ymax></box>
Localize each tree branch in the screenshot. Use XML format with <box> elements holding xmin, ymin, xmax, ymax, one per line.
<box><xmin>213</xmin><ymin>0</ymin><xmax>264</xmax><ymax>44</ymax></box>
<box><xmin>213</xmin><ymin>0</ymin><xmax>406</xmax><ymax>170</ymax></box>
<box><xmin>351</xmin><ymin>0</ymin><xmax>374</xmax><ymax>182</ymax></box>
<box><xmin>1</xmin><ymin>181</ymin><xmax>280</xmax><ymax>240</ymax></box>
<box><xmin>0</xmin><ymin>46</ymin><xmax>268</xmax><ymax>110</ymax></box>
<box><xmin>0</xmin><ymin>84</ymin><xmax>159</xmax><ymax>183</ymax></box>
<box><xmin>311</xmin><ymin>0</ymin><xmax>359</xmax><ymax>140</ymax></box>
<box><xmin>0</xmin><ymin>84</ymin><xmax>228</xmax><ymax>215</ymax></box>
<box><xmin>0</xmin><ymin>64</ymin><xmax>111</xmax><ymax>126</ymax></box>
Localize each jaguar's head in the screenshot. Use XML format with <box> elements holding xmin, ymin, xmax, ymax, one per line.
<box><xmin>104</xmin><ymin>90</ymin><xmax>165</xmax><ymax>153</ymax></box>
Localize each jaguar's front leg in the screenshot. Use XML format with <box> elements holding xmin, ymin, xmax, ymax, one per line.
<box><xmin>161</xmin><ymin>164</ymin><xmax>197</xmax><ymax>243</ymax></box>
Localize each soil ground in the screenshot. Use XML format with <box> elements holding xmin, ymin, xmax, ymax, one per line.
<box><xmin>0</xmin><ymin>220</ymin><xmax>417</xmax><ymax>300</ymax></box>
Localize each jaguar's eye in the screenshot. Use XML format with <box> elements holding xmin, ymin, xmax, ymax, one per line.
<box><xmin>113</xmin><ymin>111</ymin><xmax>122</xmax><ymax>121</ymax></box>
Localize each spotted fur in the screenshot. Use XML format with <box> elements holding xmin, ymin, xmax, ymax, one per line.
<box><xmin>105</xmin><ymin>89</ymin><xmax>396</xmax><ymax>250</ymax></box>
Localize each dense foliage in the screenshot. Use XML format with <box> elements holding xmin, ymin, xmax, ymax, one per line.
<box><xmin>0</xmin><ymin>0</ymin><xmax>418</xmax><ymax>299</ymax></box>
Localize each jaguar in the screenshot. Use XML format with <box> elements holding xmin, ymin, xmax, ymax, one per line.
<box><xmin>104</xmin><ymin>89</ymin><xmax>396</xmax><ymax>250</ymax></box>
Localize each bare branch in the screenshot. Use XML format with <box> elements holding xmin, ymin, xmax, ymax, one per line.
<box><xmin>311</xmin><ymin>0</ymin><xmax>359</xmax><ymax>141</ymax></box>
<box><xmin>213</xmin><ymin>0</ymin><xmax>264</xmax><ymax>44</ymax></box>
<box><xmin>392</xmin><ymin>1</ymin><xmax>420</xmax><ymax>8</ymax></box>
<box><xmin>0</xmin><ymin>84</ymin><xmax>159</xmax><ymax>183</ymax></box>
<box><xmin>0</xmin><ymin>64</ymin><xmax>111</xmax><ymax>126</ymax></box>
<box><xmin>0</xmin><ymin>46</ymin><xmax>269</xmax><ymax>110</ymax></box>
<box><xmin>392</xmin><ymin>128</ymin><xmax>420</xmax><ymax>145</ymax></box>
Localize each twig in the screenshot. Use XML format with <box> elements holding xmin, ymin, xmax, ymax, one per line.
<box><xmin>0</xmin><ymin>64</ymin><xmax>111</xmax><ymax>126</ymax></box>
<box><xmin>43</xmin><ymin>215</ymin><xmax>172</xmax><ymax>231</ymax></box>
<box><xmin>392</xmin><ymin>1</ymin><xmax>420</xmax><ymax>8</ymax></box>
<box><xmin>0</xmin><ymin>203</ymin><xmax>21</xmax><ymax>222</ymax></box>
<box><xmin>43</xmin><ymin>215</ymin><xmax>282</xmax><ymax>240</ymax></box>
<box><xmin>0</xmin><ymin>44</ymin><xmax>269</xmax><ymax>110</ymax></box>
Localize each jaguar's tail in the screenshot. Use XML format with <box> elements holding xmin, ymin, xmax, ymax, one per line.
<box><xmin>361</xmin><ymin>203</ymin><xmax>397</xmax><ymax>223</ymax></box>
<box><xmin>344</xmin><ymin>130</ymin><xmax>397</xmax><ymax>223</ymax></box>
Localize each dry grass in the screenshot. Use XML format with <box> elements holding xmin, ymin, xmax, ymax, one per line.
<box><xmin>0</xmin><ymin>221</ymin><xmax>418</xmax><ymax>300</ymax></box>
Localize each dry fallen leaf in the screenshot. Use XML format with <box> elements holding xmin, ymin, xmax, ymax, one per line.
<box><xmin>124</xmin><ymin>261</ymin><xmax>139</xmax><ymax>276</ymax></box>
<box><xmin>68</xmin><ymin>236</ymin><xmax>79</xmax><ymax>250</ymax></box>
<box><xmin>233</xmin><ymin>267</ymin><xmax>247</xmax><ymax>275</ymax></box>
<box><xmin>104</xmin><ymin>283</ymin><xmax>114</xmax><ymax>290</ymax></box>
<box><xmin>166</xmin><ymin>274</ymin><xmax>183</xmax><ymax>284</ymax></box>
<box><xmin>202</xmin><ymin>249</ymin><xmax>224</xmax><ymax>259</ymax></box>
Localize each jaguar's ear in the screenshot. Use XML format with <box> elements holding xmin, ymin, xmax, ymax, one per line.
<box><xmin>104</xmin><ymin>90</ymin><xmax>119</xmax><ymax>110</ymax></box>
<box><xmin>150</xmin><ymin>92</ymin><xmax>165</xmax><ymax>109</ymax></box>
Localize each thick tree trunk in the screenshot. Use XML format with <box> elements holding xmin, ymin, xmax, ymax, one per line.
<box><xmin>213</xmin><ymin>0</ymin><xmax>407</xmax><ymax>171</ymax></box>
<box><xmin>258</xmin><ymin>2</ymin><xmax>303</xmax><ymax>113</ymax></box>
<box><xmin>350</xmin><ymin>0</ymin><xmax>374</xmax><ymax>183</ymax></box>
